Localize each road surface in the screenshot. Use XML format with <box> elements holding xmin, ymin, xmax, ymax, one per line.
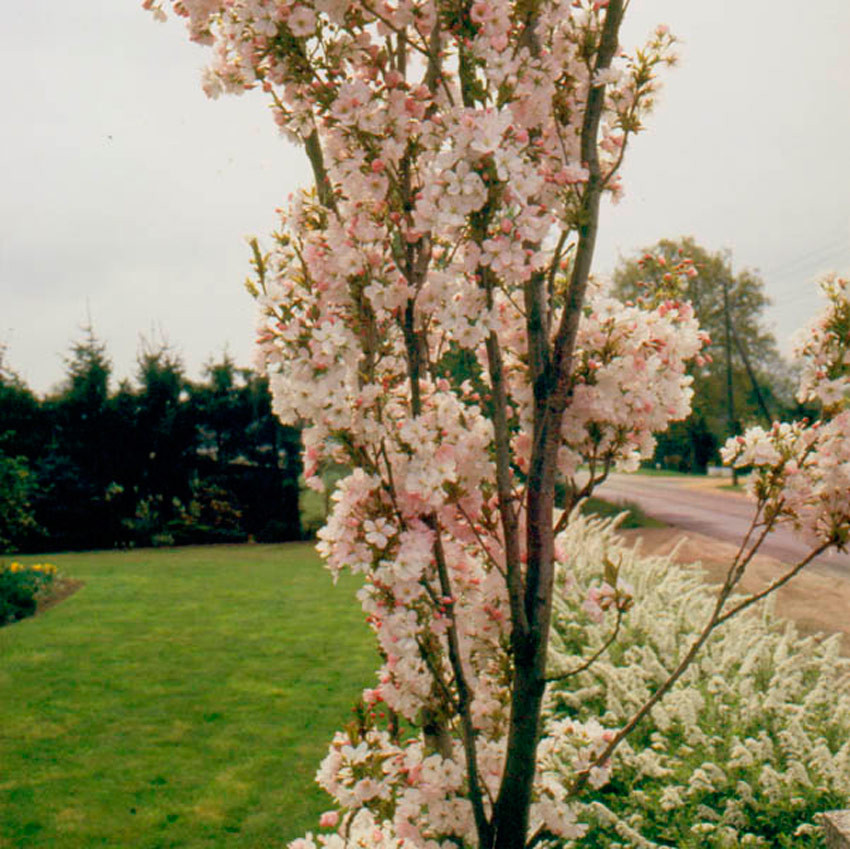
<box><xmin>596</xmin><ymin>473</ymin><xmax>850</xmax><ymax>578</ymax></box>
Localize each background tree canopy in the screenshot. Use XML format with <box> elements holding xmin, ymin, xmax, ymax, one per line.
<box><xmin>612</xmin><ymin>237</ymin><xmax>801</xmax><ymax>472</ymax></box>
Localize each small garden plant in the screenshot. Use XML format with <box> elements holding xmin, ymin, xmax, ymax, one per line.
<box><xmin>0</xmin><ymin>561</ymin><xmax>57</xmax><ymax>625</ymax></box>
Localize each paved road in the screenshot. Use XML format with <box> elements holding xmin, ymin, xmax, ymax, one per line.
<box><xmin>597</xmin><ymin>473</ymin><xmax>850</xmax><ymax>578</ymax></box>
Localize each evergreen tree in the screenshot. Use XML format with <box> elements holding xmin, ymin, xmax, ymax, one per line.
<box><xmin>0</xmin><ymin>345</ymin><xmax>45</xmax><ymax>459</ymax></box>
<box><xmin>33</xmin><ymin>325</ymin><xmax>120</xmax><ymax>549</ymax></box>
<box><xmin>134</xmin><ymin>343</ymin><xmax>194</xmax><ymax>503</ymax></box>
<box><xmin>0</xmin><ymin>351</ymin><xmax>42</xmax><ymax>551</ymax></box>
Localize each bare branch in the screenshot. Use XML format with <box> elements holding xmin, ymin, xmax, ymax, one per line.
<box><xmin>353</xmin><ymin>0</ymin><xmax>431</xmax><ymax>58</ymax></box>
<box><xmin>553</xmin><ymin>459</ymin><xmax>614</xmax><ymax>536</ymax></box>
<box><xmin>304</xmin><ymin>128</ymin><xmax>338</xmax><ymax>213</ymax></box>
<box><xmin>456</xmin><ymin>501</ymin><xmax>506</xmax><ymax>577</ymax></box>
<box><xmin>416</xmin><ymin>635</ymin><xmax>460</xmax><ymax>711</ymax></box>
<box><xmin>485</xmin><ymin>324</ymin><xmax>529</xmax><ymax>643</ymax></box>
<box><xmin>546</xmin><ymin>607</ymin><xmax>624</xmax><ymax>684</ymax></box>
<box><xmin>716</xmin><ymin>541</ymin><xmax>831</xmax><ymax>626</ymax></box>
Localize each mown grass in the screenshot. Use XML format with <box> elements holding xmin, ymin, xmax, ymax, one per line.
<box><xmin>581</xmin><ymin>497</ymin><xmax>666</xmax><ymax>529</ymax></box>
<box><xmin>0</xmin><ymin>544</ymin><xmax>376</xmax><ymax>849</ymax></box>
<box><xmin>633</xmin><ymin>467</ymin><xmax>701</xmax><ymax>478</ymax></box>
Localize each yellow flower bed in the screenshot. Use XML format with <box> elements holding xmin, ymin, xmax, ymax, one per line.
<box><xmin>5</xmin><ymin>561</ymin><xmax>58</xmax><ymax>576</ymax></box>
<box><xmin>1</xmin><ymin>561</ymin><xmax>59</xmax><ymax>625</ymax></box>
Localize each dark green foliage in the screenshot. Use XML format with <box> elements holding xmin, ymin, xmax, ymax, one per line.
<box><xmin>0</xmin><ymin>561</ymin><xmax>55</xmax><ymax>625</ymax></box>
<box><xmin>652</xmin><ymin>415</ymin><xmax>718</xmax><ymax>474</ymax></box>
<box><xmin>166</xmin><ymin>480</ymin><xmax>247</xmax><ymax>545</ymax></box>
<box><xmin>184</xmin><ymin>354</ymin><xmax>302</xmax><ymax>543</ymax></box>
<box><xmin>0</xmin><ymin>451</ymin><xmax>40</xmax><ymax>553</ymax></box>
<box><xmin>0</xmin><ymin>356</ymin><xmax>44</xmax><ymax>552</ymax></box>
<box><xmin>30</xmin><ymin>452</ymin><xmax>116</xmax><ymax>551</ymax></box>
<box><xmin>0</xmin><ymin>332</ymin><xmax>302</xmax><ymax>552</ymax></box>
<box><xmin>132</xmin><ymin>345</ymin><xmax>196</xmax><ymax>505</ymax></box>
<box><xmin>62</xmin><ymin>325</ymin><xmax>111</xmax><ymax>409</ymax></box>
<box><xmin>0</xmin><ymin>351</ymin><xmax>46</xmax><ymax>460</ymax></box>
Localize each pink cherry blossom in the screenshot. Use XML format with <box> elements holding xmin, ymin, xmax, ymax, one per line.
<box><xmin>142</xmin><ymin>1</ymin><xmax>849</xmax><ymax>844</ymax></box>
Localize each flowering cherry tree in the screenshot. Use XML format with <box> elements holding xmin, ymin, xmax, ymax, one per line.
<box><xmin>145</xmin><ymin>0</ymin><xmax>850</xmax><ymax>845</ymax></box>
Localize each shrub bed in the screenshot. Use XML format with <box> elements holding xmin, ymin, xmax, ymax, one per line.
<box><xmin>547</xmin><ymin>516</ymin><xmax>850</xmax><ymax>847</ymax></box>
<box><xmin>0</xmin><ymin>561</ymin><xmax>57</xmax><ymax>625</ymax></box>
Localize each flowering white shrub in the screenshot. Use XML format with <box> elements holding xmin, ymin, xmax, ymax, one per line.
<box><xmin>547</xmin><ymin>514</ymin><xmax>850</xmax><ymax>847</ymax></box>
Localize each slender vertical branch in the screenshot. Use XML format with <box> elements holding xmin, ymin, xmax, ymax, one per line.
<box><xmin>389</xmin><ymin>15</ymin><xmax>492</xmax><ymax>846</ymax></box>
<box><xmin>491</xmin><ymin>4</ymin><xmax>626</xmax><ymax>847</ymax></box>
<box><xmin>429</xmin><ymin>520</ymin><xmax>494</xmax><ymax>847</ymax></box>
<box><xmin>524</xmin><ymin>269</ymin><xmax>550</xmax><ymax>413</ymax></box>
<box><xmin>484</xmin><ymin>326</ymin><xmax>529</xmax><ymax>644</ymax></box>
<box><xmin>479</xmin><ymin>261</ymin><xmax>527</xmax><ymax>640</ymax></box>
<box><xmin>547</xmin><ymin>2</ymin><xmax>625</xmax><ymax>416</ymax></box>
<box><xmin>452</xmin><ymin>0</ymin><xmax>529</xmax><ymax>653</ymax></box>
<box><xmin>304</xmin><ymin>128</ymin><xmax>338</xmax><ymax>213</ymax></box>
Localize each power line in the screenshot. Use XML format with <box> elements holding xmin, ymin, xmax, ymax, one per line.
<box><xmin>760</xmin><ymin>236</ymin><xmax>850</xmax><ymax>289</ymax></box>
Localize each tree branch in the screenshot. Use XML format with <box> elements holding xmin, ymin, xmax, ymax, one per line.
<box><xmin>428</xmin><ymin>518</ymin><xmax>493</xmax><ymax>847</ymax></box>
<box><xmin>546</xmin><ymin>607</ymin><xmax>624</xmax><ymax>684</ymax></box>
<box><xmin>485</xmin><ymin>323</ymin><xmax>529</xmax><ymax>644</ymax></box>
<box><xmin>491</xmin><ymin>4</ymin><xmax>627</xmax><ymax>846</ymax></box>
<box><xmin>304</xmin><ymin>128</ymin><xmax>338</xmax><ymax>213</ymax></box>
<box><xmin>715</xmin><ymin>541</ymin><xmax>831</xmax><ymax>626</ymax></box>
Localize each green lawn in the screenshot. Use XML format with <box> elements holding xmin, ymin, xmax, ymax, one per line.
<box><xmin>0</xmin><ymin>544</ymin><xmax>376</xmax><ymax>849</ymax></box>
<box><xmin>633</xmin><ymin>466</ymin><xmax>702</xmax><ymax>478</ymax></box>
<box><xmin>581</xmin><ymin>497</ymin><xmax>666</xmax><ymax>529</ymax></box>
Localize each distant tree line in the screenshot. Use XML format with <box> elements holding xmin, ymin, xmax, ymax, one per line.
<box><xmin>0</xmin><ymin>237</ymin><xmax>815</xmax><ymax>554</ymax></box>
<box><xmin>0</xmin><ymin>329</ymin><xmax>301</xmax><ymax>554</ymax></box>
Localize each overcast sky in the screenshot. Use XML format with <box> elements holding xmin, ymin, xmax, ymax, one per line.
<box><xmin>2</xmin><ymin>0</ymin><xmax>849</xmax><ymax>395</ymax></box>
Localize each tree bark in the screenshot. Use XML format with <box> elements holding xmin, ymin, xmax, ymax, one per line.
<box><xmin>491</xmin><ymin>4</ymin><xmax>625</xmax><ymax>846</ymax></box>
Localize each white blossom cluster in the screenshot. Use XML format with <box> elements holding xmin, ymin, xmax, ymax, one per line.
<box><xmin>722</xmin><ymin>277</ymin><xmax>850</xmax><ymax>551</ymax></box>
<box><xmin>795</xmin><ymin>275</ymin><xmax>850</xmax><ymax>413</ymax></box>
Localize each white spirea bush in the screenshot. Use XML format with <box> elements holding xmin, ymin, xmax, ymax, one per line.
<box><xmin>546</xmin><ymin>515</ymin><xmax>850</xmax><ymax>848</ymax></box>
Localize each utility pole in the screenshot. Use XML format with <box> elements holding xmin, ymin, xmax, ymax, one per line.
<box><xmin>722</xmin><ymin>278</ymin><xmax>739</xmax><ymax>486</ymax></box>
<box><xmin>730</xmin><ymin>322</ymin><xmax>773</xmax><ymax>426</ymax></box>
